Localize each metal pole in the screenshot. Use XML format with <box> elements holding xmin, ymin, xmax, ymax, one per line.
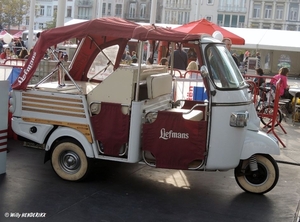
<box><xmin>56</xmin><ymin>0</ymin><xmax>66</xmax><ymax>27</ymax></box>
<box><xmin>150</xmin><ymin>0</ymin><xmax>157</xmax><ymax>24</ymax></box>
<box><xmin>147</xmin><ymin>0</ymin><xmax>157</xmax><ymax>62</ymax></box>
<box><xmin>27</xmin><ymin>0</ymin><xmax>36</xmax><ymax>49</ymax></box>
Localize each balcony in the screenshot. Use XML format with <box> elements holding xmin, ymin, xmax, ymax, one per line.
<box><xmin>75</xmin><ymin>14</ymin><xmax>92</xmax><ymax>20</ymax></box>
<box><xmin>124</xmin><ymin>13</ymin><xmax>161</xmax><ymax>23</ymax></box>
<box><xmin>218</xmin><ymin>6</ymin><xmax>247</xmax><ymax>13</ymax></box>
<box><xmin>165</xmin><ymin>4</ymin><xmax>191</xmax><ymax>10</ymax></box>
<box><xmin>77</xmin><ymin>0</ymin><xmax>92</xmax><ymax>7</ymax></box>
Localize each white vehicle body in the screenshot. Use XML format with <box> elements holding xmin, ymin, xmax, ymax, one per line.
<box><xmin>9</xmin><ymin>18</ymin><xmax>280</xmax><ymax>194</ymax></box>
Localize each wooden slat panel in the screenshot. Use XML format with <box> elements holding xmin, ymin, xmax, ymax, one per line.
<box><xmin>22</xmin><ymin>117</ymin><xmax>92</xmax><ymax>143</ymax></box>
<box><xmin>23</xmin><ymin>97</ymin><xmax>84</xmax><ymax>108</ymax></box>
<box><xmin>22</xmin><ymin>107</ymin><xmax>86</xmax><ymax>118</ymax></box>
<box><xmin>22</xmin><ymin>102</ymin><xmax>85</xmax><ymax>113</ymax></box>
<box><xmin>22</xmin><ymin>93</ymin><xmax>82</xmax><ymax>103</ymax></box>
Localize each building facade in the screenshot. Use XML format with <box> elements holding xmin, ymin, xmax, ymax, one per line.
<box><xmin>19</xmin><ymin>0</ymin><xmax>300</xmax><ymax>31</ymax></box>
<box><xmin>248</xmin><ymin>0</ymin><xmax>300</xmax><ymax>31</ymax></box>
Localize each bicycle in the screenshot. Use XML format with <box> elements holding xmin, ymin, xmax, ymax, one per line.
<box><xmin>256</xmin><ymin>84</ymin><xmax>282</xmax><ymax>128</ymax></box>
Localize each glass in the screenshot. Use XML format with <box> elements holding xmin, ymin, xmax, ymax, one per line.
<box><xmin>205</xmin><ymin>44</ymin><xmax>245</xmax><ymax>89</ymax></box>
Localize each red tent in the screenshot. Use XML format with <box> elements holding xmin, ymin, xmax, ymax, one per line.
<box><xmin>12</xmin><ymin>31</ymin><xmax>23</xmax><ymax>39</ymax></box>
<box><xmin>174</xmin><ymin>19</ymin><xmax>245</xmax><ymax>45</ymax></box>
<box><xmin>0</xmin><ymin>30</ymin><xmax>9</xmax><ymax>39</ymax></box>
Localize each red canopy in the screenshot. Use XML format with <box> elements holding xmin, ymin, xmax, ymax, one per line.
<box><xmin>12</xmin><ymin>17</ymin><xmax>202</xmax><ymax>90</ymax></box>
<box><xmin>12</xmin><ymin>31</ymin><xmax>23</xmax><ymax>39</ymax></box>
<box><xmin>174</xmin><ymin>19</ymin><xmax>245</xmax><ymax>45</ymax></box>
<box><xmin>0</xmin><ymin>30</ymin><xmax>9</xmax><ymax>39</ymax></box>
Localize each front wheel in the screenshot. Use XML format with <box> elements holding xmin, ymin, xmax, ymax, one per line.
<box><xmin>234</xmin><ymin>154</ymin><xmax>279</xmax><ymax>194</ymax></box>
<box><xmin>259</xmin><ymin>105</ymin><xmax>282</xmax><ymax>128</ymax></box>
<box><xmin>51</xmin><ymin>140</ymin><xmax>91</xmax><ymax>181</ymax></box>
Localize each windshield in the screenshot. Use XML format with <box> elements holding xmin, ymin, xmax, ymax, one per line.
<box><xmin>205</xmin><ymin>44</ymin><xmax>246</xmax><ymax>89</ymax></box>
<box><xmin>87</xmin><ymin>45</ymin><xmax>119</xmax><ymax>81</ymax></box>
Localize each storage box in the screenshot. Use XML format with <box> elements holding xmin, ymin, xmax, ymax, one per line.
<box><xmin>193</xmin><ymin>86</ymin><xmax>208</xmax><ymax>101</ymax></box>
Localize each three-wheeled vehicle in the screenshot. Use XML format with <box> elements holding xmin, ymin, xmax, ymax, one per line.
<box><xmin>9</xmin><ymin>18</ymin><xmax>280</xmax><ymax>194</ymax></box>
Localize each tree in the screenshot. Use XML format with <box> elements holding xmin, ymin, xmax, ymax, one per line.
<box><xmin>0</xmin><ymin>0</ymin><xmax>30</xmax><ymax>30</ymax></box>
<box><xmin>45</xmin><ymin>10</ymin><xmax>57</xmax><ymax>30</ymax></box>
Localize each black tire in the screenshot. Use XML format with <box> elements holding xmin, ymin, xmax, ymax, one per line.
<box><xmin>51</xmin><ymin>140</ymin><xmax>90</xmax><ymax>181</ymax></box>
<box><xmin>234</xmin><ymin>154</ymin><xmax>279</xmax><ymax>194</ymax></box>
<box><xmin>259</xmin><ymin>105</ymin><xmax>282</xmax><ymax>127</ymax></box>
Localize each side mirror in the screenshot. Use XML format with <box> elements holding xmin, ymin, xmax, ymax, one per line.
<box><xmin>200</xmin><ymin>65</ymin><xmax>209</xmax><ymax>78</ymax></box>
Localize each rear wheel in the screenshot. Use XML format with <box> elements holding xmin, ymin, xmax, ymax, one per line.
<box><xmin>259</xmin><ymin>105</ymin><xmax>282</xmax><ymax>127</ymax></box>
<box><xmin>234</xmin><ymin>154</ymin><xmax>279</xmax><ymax>194</ymax></box>
<box><xmin>51</xmin><ymin>140</ymin><xmax>90</xmax><ymax>181</ymax></box>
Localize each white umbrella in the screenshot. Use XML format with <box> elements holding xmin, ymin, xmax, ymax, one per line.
<box><xmin>2</xmin><ymin>32</ymin><xmax>13</xmax><ymax>44</ymax></box>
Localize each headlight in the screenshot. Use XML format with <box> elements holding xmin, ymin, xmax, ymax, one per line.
<box><xmin>230</xmin><ymin>111</ymin><xmax>249</xmax><ymax>127</ymax></box>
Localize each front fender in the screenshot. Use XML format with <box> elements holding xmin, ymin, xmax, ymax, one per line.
<box><xmin>241</xmin><ymin>130</ymin><xmax>280</xmax><ymax>159</ymax></box>
<box><xmin>45</xmin><ymin>127</ymin><xmax>95</xmax><ymax>158</ymax></box>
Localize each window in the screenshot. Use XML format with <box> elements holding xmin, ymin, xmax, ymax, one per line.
<box><xmin>67</xmin><ymin>6</ymin><xmax>72</xmax><ymax>17</ymax></box>
<box><xmin>275</xmin><ymin>5</ymin><xmax>283</xmax><ymax>20</ymax></box>
<box><xmin>206</xmin><ymin>16</ymin><xmax>212</xmax><ymax>21</ymax></box>
<box><xmin>224</xmin><ymin>14</ymin><xmax>230</xmax><ymax>26</ymax></box>
<box><xmin>40</xmin><ymin>6</ymin><xmax>45</xmax><ymax>16</ymax></box>
<box><xmin>165</xmin><ymin>11</ymin><xmax>170</xmax><ymax>23</ymax></box>
<box><xmin>217</xmin><ymin>14</ymin><xmax>223</xmax><ymax>26</ymax></box>
<box><xmin>87</xmin><ymin>45</ymin><xmax>119</xmax><ymax>81</ymax></box>
<box><xmin>253</xmin><ymin>4</ymin><xmax>261</xmax><ymax>18</ymax></box>
<box><xmin>78</xmin><ymin>7</ymin><xmax>90</xmax><ymax>19</ymax></box>
<box><xmin>46</xmin><ymin>6</ymin><xmax>51</xmax><ymax>16</ymax></box>
<box><xmin>129</xmin><ymin>3</ymin><xmax>136</xmax><ymax>18</ymax></box>
<box><xmin>231</xmin><ymin>15</ymin><xmax>237</xmax><ymax>27</ymax></box>
<box><xmin>207</xmin><ymin>0</ymin><xmax>213</xmax><ymax>5</ymax></box>
<box><xmin>178</xmin><ymin>11</ymin><xmax>182</xmax><ymax>24</ymax></box>
<box><xmin>115</xmin><ymin>4</ymin><xmax>122</xmax><ymax>16</ymax></box>
<box><xmin>205</xmin><ymin>45</ymin><xmax>244</xmax><ymax>89</ymax></box>
<box><xmin>264</xmin><ymin>5</ymin><xmax>272</xmax><ymax>19</ymax></box>
<box><xmin>140</xmin><ymin>3</ymin><xmax>146</xmax><ymax>18</ymax></box>
<box><xmin>289</xmin><ymin>7</ymin><xmax>298</xmax><ymax>21</ymax></box>
<box><xmin>25</xmin><ymin>17</ymin><xmax>29</xmax><ymax>26</ymax></box>
<box><xmin>184</xmin><ymin>11</ymin><xmax>190</xmax><ymax>24</ymax></box>
<box><xmin>102</xmin><ymin>3</ymin><xmax>106</xmax><ymax>15</ymax></box>
<box><xmin>107</xmin><ymin>3</ymin><xmax>111</xmax><ymax>16</ymax></box>
<box><xmin>38</xmin><ymin>23</ymin><xmax>43</xmax><ymax>29</ymax></box>
<box><xmin>238</xmin><ymin>15</ymin><xmax>245</xmax><ymax>27</ymax></box>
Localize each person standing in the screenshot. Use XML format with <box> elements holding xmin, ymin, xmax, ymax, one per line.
<box><xmin>169</xmin><ymin>43</ymin><xmax>188</xmax><ymax>70</ymax></box>
<box><xmin>254</xmin><ymin>68</ymin><xmax>265</xmax><ymax>87</ymax></box>
<box><xmin>123</xmin><ymin>51</ymin><xmax>132</xmax><ymax>63</ymax></box>
<box><xmin>186</xmin><ymin>61</ymin><xmax>199</xmax><ymax>79</ymax></box>
<box><xmin>270</xmin><ymin>67</ymin><xmax>289</xmax><ymax>97</ymax></box>
<box><xmin>243</xmin><ymin>51</ymin><xmax>250</xmax><ymax>75</ymax></box>
<box><xmin>0</xmin><ymin>39</ymin><xmax>3</xmax><ymax>53</ymax></box>
<box><xmin>14</xmin><ymin>38</ymin><xmax>24</xmax><ymax>55</ymax></box>
<box><xmin>131</xmin><ymin>51</ymin><xmax>137</xmax><ymax>63</ymax></box>
<box><xmin>270</xmin><ymin>67</ymin><xmax>293</xmax><ymax>113</ymax></box>
<box><xmin>187</xmin><ymin>47</ymin><xmax>197</xmax><ymax>64</ymax></box>
<box><xmin>8</xmin><ymin>39</ymin><xmax>14</xmax><ymax>52</ymax></box>
<box><xmin>256</xmin><ymin>52</ymin><xmax>261</xmax><ymax>68</ymax></box>
<box><xmin>222</xmin><ymin>38</ymin><xmax>240</xmax><ymax>67</ymax></box>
